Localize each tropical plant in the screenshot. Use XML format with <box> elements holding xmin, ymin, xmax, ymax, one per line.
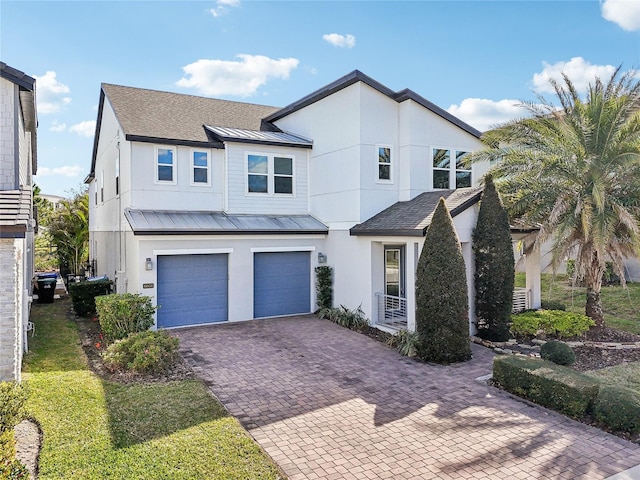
<box><xmin>315</xmin><ymin>266</ymin><xmax>333</xmax><ymax>310</ymax></box>
<box><xmin>415</xmin><ymin>198</ymin><xmax>471</xmax><ymax>364</ymax></box>
<box><xmin>47</xmin><ymin>187</ymin><xmax>89</xmax><ymax>276</ymax></box>
<box><xmin>470</xmin><ymin>67</ymin><xmax>640</xmax><ymax>327</ymax></box>
<box><xmin>317</xmin><ymin>305</ymin><xmax>369</xmax><ymax>332</ymax></box>
<box><xmin>473</xmin><ymin>174</ymin><xmax>515</xmax><ymax>341</ymax></box>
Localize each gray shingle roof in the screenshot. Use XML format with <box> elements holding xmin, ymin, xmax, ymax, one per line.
<box><xmin>350</xmin><ymin>187</ymin><xmax>482</xmax><ymax>236</ymax></box>
<box><xmin>101</xmin><ymin>83</ymin><xmax>281</xmax><ymax>145</ymax></box>
<box><xmin>124</xmin><ymin>209</ymin><xmax>328</xmax><ymax>235</ymax></box>
<box><xmin>0</xmin><ymin>188</ymin><xmax>32</xmax><ymax>238</ymax></box>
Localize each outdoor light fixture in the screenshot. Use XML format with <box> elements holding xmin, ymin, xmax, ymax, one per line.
<box><xmin>145</xmin><ymin>258</ymin><xmax>153</xmax><ymax>270</ymax></box>
<box><xmin>318</xmin><ymin>252</ymin><xmax>327</xmax><ymax>264</ymax></box>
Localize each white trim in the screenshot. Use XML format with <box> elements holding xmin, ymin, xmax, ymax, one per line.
<box><xmin>155</xmin><ymin>145</ymin><xmax>177</xmax><ymax>185</ymax></box>
<box><xmin>154</xmin><ymin>248</ymin><xmax>234</xmax><ymax>256</ymax></box>
<box><xmin>250</xmin><ymin>246</ymin><xmax>316</xmax><ymax>253</ymax></box>
<box><xmin>375</xmin><ymin>144</ymin><xmax>393</xmax><ymax>184</ymax></box>
<box><xmin>190</xmin><ymin>148</ymin><xmax>211</xmax><ymax>187</ymax></box>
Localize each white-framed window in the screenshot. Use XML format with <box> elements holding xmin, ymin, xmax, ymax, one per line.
<box><xmin>156</xmin><ymin>146</ymin><xmax>176</xmax><ymax>184</ymax></box>
<box><xmin>246</xmin><ymin>153</ymin><xmax>295</xmax><ymax>195</ymax></box>
<box><xmin>377</xmin><ymin>145</ymin><xmax>392</xmax><ymax>182</ymax></box>
<box><xmin>115</xmin><ymin>155</ymin><xmax>120</xmax><ymax>196</ymax></box>
<box><xmin>100</xmin><ymin>170</ymin><xmax>104</xmax><ymax>203</ymax></box>
<box><xmin>432</xmin><ymin>148</ymin><xmax>472</xmax><ymax>189</ymax></box>
<box><xmin>191</xmin><ymin>149</ymin><xmax>210</xmax><ymax>186</ymax></box>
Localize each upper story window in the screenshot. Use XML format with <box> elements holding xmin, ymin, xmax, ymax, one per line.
<box><xmin>156</xmin><ymin>146</ymin><xmax>176</xmax><ymax>184</ymax></box>
<box><xmin>247</xmin><ymin>153</ymin><xmax>294</xmax><ymax>195</ymax></box>
<box><xmin>432</xmin><ymin>148</ymin><xmax>472</xmax><ymax>189</ymax></box>
<box><xmin>377</xmin><ymin>146</ymin><xmax>392</xmax><ymax>182</ymax></box>
<box><xmin>191</xmin><ymin>150</ymin><xmax>210</xmax><ymax>186</ymax></box>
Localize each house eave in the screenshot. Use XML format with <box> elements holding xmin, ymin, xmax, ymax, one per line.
<box><xmin>131</xmin><ymin>229</ymin><xmax>328</xmax><ymax>236</ymax></box>
<box><xmin>125</xmin><ymin>134</ymin><xmax>224</xmax><ymax>149</ymax></box>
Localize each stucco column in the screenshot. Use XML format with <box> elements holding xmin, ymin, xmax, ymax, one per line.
<box><xmin>526</xmin><ymin>241</ymin><xmax>541</xmax><ymax>309</ymax></box>
<box><xmin>405</xmin><ymin>241</ymin><xmax>418</xmax><ymax>332</ymax></box>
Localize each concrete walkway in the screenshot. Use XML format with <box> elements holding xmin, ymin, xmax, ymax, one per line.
<box><xmin>178</xmin><ymin>316</ymin><xmax>640</xmax><ymax>480</ymax></box>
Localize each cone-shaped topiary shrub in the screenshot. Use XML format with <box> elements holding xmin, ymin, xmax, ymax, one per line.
<box><xmin>473</xmin><ymin>175</ymin><xmax>515</xmax><ymax>341</ymax></box>
<box><xmin>415</xmin><ymin>198</ymin><xmax>472</xmax><ymax>364</ymax></box>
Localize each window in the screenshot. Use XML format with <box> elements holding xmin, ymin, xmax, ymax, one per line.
<box><xmin>156</xmin><ymin>147</ymin><xmax>176</xmax><ymax>183</ymax></box>
<box><xmin>274</xmin><ymin>157</ymin><xmax>293</xmax><ymax>194</ymax></box>
<box><xmin>432</xmin><ymin>148</ymin><xmax>450</xmax><ymax>189</ymax></box>
<box><xmin>377</xmin><ymin>146</ymin><xmax>392</xmax><ymax>181</ymax></box>
<box><xmin>432</xmin><ymin>148</ymin><xmax>472</xmax><ymax>189</ymax></box>
<box><xmin>246</xmin><ymin>153</ymin><xmax>294</xmax><ymax>195</ymax></box>
<box><xmin>455</xmin><ymin>151</ymin><xmax>472</xmax><ymax>188</ymax></box>
<box><xmin>248</xmin><ymin>154</ymin><xmax>268</xmax><ymax>193</ymax></box>
<box><xmin>100</xmin><ymin>171</ymin><xmax>104</xmax><ymax>203</ymax></box>
<box><xmin>191</xmin><ymin>150</ymin><xmax>210</xmax><ymax>185</ymax></box>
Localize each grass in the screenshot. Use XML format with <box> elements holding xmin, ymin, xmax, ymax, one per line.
<box><xmin>515</xmin><ymin>273</ymin><xmax>640</xmax><ymax>335</ymax></box>
<box><xmin>585</xmin><ymin>363</ymin><xmax>640</xmax><ymax>395</ymax></box>
<box><xmin>23</xmin><ymin>299</ymin><xmax>283</xmax><ymax>479</ymax></box>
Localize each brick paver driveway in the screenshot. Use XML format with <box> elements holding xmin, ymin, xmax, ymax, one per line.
<box><xmin>179</xmin><ymin>316</ymin><xmax>640</xmax><ymax>480</ymax></box>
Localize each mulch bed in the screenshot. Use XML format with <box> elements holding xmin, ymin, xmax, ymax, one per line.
<box><xmin>74</xmin><ymin>307</ymin><xmax>196</xmax><ymax>384</ymax></box>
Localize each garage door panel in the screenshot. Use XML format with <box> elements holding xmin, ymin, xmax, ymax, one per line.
<box><xmin>254</xmin><ymin>252</ymin><xmax>310</xmax><ymax>318</ymax></box>
<box><xmin>157</xmin><ymin>254</ymin><xmax>228</xmax><ymax>328</ymax></box>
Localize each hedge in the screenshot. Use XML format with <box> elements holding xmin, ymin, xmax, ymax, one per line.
<box><xmin>593</xmin><ymin>386</ymin><xmax>640</xmax><ymax>434</ymax></box>
<box><xmin>69</xmin><ymin>279</ymin><xmax>113</xmax><ymax>317</ymax></box>
<box><xmin>493</xmin><ymin>355</ymin><xmax>600</xmax><ymax>417</ymax></box>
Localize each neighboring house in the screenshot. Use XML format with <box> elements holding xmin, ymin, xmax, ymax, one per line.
<box><xmin>86</xmin><ymin>70</ymin><xmax>540</xmax><ymax>333</ymax></box>
<box><xmin>0</xmin><ymin>62</ymin><xmax>37</xmax><ymax>382</ymax></box>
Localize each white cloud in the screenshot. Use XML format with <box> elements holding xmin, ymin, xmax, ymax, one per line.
<box><xmin>176</xmin><ymin>54</ymin><xmax>299</xmax><ymax>97</ymax></box>
<box><xmin>49</xmin><ymin>120</ymin><xmax>67</xmax><ymax>132</ymax></box>
<box><xmin>322</xmin><ymin>33</ymin><xmax>356</xmax><ymax>48</ymax></box>
<box><xmin>601</xmin><ymin>0</ymin><xmax>640</xmax><ymax>31</ymax></box>
<box><xmin>69</xmin><ymin>120</ymin><xmax>96</xmax><ymax>137</ymax></box>
<box><xmin>210</xmin><ymin>0</ymin><xmax>240</xmax><ymax>17</ymax></box>
<box><xmin>33</xmin><ymin>71</ymin><xmax>71</xmax><ymax>114</ymax></box>
<box><xmin>36</xmin><ymin>165</ymin><xmax>84</xmax><ymax>178</ymax></box>
<box><xmin>448</xmin><ymin>98</ymin><xmax>529</xmax><ymax>132</ymax></box>
<box><xmin>531</xmin><ymin>57</ymin><xmax>617</xmax><ymax>94</ymax></box>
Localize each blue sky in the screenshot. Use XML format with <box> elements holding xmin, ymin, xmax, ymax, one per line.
<box><xmin>2</xmin><ymin>0</ymin><xmax>639</xmax><ymax>197</ymax></box>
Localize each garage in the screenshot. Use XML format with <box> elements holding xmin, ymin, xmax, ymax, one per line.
<box><xmin>157</xmin><ymin>254</ymin><xmax>228</xmax><ymax>328</ymax></box>
<box><xmin>254</xmin><ymin>251</ymin><xmax>311</xmax><ymax>318</ymax></box>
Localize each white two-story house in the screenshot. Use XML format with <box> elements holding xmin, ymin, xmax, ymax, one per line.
<box><xmin>0</xmin><ymin>62</ymin><xmax>37</xmax><ymax>382</ymax></box>
<box><xmin>86</xmin><ymin>70</ymin><xmax>540</xmax><ymax>333</ymax></box>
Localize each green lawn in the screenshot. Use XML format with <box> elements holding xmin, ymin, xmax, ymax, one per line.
<box><xmin>516</xmin><ymin>273</ymin><xmax>640</xmax><ymax>334</ymax></box>
<box><xmin>23</xmin><ymin>299</ymin><xmax>283</xmax><ymax>479</ymax></box>
<box><xmin>585</xmin><ymin>363</ymin><xmax>640</xmax><ymax>394</ymax></box>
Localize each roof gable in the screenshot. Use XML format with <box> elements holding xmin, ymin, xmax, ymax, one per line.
<box><xmin>350</xmin><ymin>187</ymin><xmax>482</xmax><ymax>237</ymax></box>
<box><xmin>264</xmin><ymin>70</ymin><xmax>482</xmax><ymax>138</ymax></box>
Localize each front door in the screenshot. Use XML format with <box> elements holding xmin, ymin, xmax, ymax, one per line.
<box><xmin>384</xmin><ymin>246</ymin><xmax>405</xmax><ymax>298</ymax></box>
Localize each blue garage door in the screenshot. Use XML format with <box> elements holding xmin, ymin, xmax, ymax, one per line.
<box><xmin>157</xmin><ymin>254</ymin><xmax>228</xmax><ymax>328</ymax></box>
<box><xmin>254</xmin><ymin>251</ymin><xmax>311</xmax><ymax>318</ymax></box>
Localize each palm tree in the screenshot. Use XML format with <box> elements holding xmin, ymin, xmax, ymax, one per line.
<box><xmin>471</xmin><ymin>67</ymin><xmax>640</xmax><ymax>327</ymax></box>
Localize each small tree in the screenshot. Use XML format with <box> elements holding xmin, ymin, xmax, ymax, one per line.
<box><xmin>415</xmin><ymin>198</ymin><xmax>472</xmax><ymax>364</ymax></box>
<box><xmin>473</xmin><ymin>175</ymin><xmax>515</xmax><ymax>341</ymax></box>
<box><xmin>47</xmin><ymin>188</ymin><xmax>89</xmax><ymax>276</ymax></box>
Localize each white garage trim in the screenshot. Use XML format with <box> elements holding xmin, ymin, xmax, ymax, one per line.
<box><xmin>154</xmin><ymin>248</ymin><xmax>234</xmax><ymax>255</ymax></box>
<box><xmin>250</xmin><ymin>246</ymin><xmax>316</xmax><ymax>253</ymax></box>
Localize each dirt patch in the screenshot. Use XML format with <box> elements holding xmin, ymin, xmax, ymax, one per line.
<box><xmin>14</xmin><ymin>419</ymin><xmax>41</xmax><ymax>479</ymax></box>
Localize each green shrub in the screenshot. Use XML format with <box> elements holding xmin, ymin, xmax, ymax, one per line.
<box><xmin>540</xmin><ymin>340</ymin><xmax>575</xmax><ymax>365</ymax></box>
<box><xmin>315</xmin><ymin>266</ymin><xmax>333</xmax><ymax>310</ymax></box>
<box><xmin>0</xmin><ymin>382</ymin><xmax>26</xmax><ymax>433</ymax></box>
<box><xmin>493</xmin><ymin>355</ymin><xmax>600</xmax><ymax>418</ymax></box>
<box><xmin>102</xmin><ymin>331</ymin><xmax>180</xmax><ymax>374</ymax></box>
<box><xmin>95</xmin><ymin>293</ymin><xmax>157</xmax><ymax>342</ymax></box>
<box><xmin>0</xmin><ymin>383</ymin><xmax>28</xmax><ymax>479</ymax></box>
<box><xmin>69</xmin><ymin>279</ymin><xmax>113</xmax><ymax>317</ymax></box>
<box><xmin>317</xmin><ymin>305</ymin><xmax>369</xmax><ymax>332</ymax></box>
<box><xmin>511</xmin><ymin>310</ymin><xmax>594</xmax><ymax>339</ymax></box>
<box><xmin>387</xmin><ymin>330</ymin><xmax>420</xmax><ymax>357</ymax></box>
<box><xmin>540</xmin><ymin>300</ymin><xmax>566</xmax><ymax>311</ymax></box>
<box><xmin>416</xmin><ymin>199</ymin><xmax>471</xmax><ymax>364</ymax></box>
<box><xmin>473</xmin><ymin>175</ymin><xmax>515</xmax><ymax>342</ymax></box>
<box><xmin>593</xmin><ymin>386</ymin><xmax>640</xmax><ymax>434</ymax></box>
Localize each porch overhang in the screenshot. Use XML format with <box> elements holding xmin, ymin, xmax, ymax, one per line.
<box><xmin>350</xmin><ymin>187</ymin><xmax>482</xmax><ymax>237</ymax></box>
